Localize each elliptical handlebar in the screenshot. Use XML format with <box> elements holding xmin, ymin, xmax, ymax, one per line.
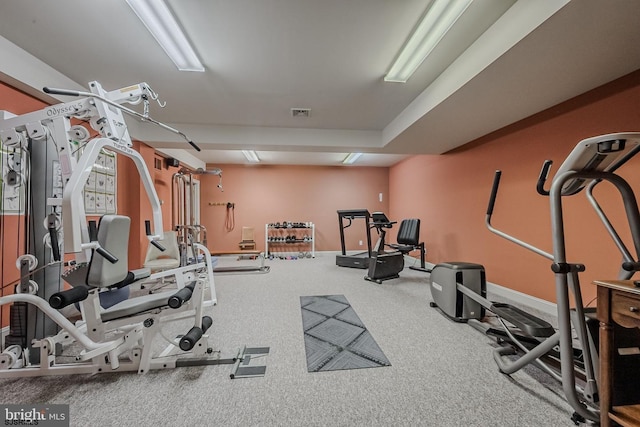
<box><xmin>536</xmin><ymin>160</ymin><xmax>553</xmax><ymax>196</ymax></box>
<box><xmin>486</xmin><ymin>170</ymin><xmax>502</xmax><ymax>216</ymax></box>
<box><xmin>485</xmin><ymin>170</ymin><xmax>553</xmax><ymax>260</ymax></box>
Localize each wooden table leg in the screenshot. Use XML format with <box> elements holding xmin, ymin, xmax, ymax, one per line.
<box><xmin>598</xmin><ymin>285</ymin><xmax>613</xmax><ymax>427</ymax></box>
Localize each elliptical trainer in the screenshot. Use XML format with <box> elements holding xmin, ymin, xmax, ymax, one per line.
<box><xmin>431</xmin><ymin>132</ymin><xmax>640</xmax><ymax>424</ymax></box>
<box><xmin>364</xmin><ymin>212</ymin><xmax>404</xmax><ymax>284</ymax></box>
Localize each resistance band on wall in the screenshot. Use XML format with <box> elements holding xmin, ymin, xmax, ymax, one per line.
<box><xmin>225</xmin><ymin>202</ymin><xmax>235</xmax><ymax>231</ymax></box>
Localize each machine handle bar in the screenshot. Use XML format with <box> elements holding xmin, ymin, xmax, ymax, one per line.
<box><xmin>43</xmin><ymin>87</ymin><xmax>82</xmax><ymax>97</ymax></box>
<box><xmin>46</xmin><ymin>213</ymin><xmax>61</xmax><ymax>261</ymax></box>
<box><xmin>485</xmin><ymin>169</ymin><xmax>553</xmax><ymax>260</ymax></box>
<box><xmin>187</xmin><ymin>140</ymin><xmax>200</xmax><ymax>152</ymax></box>
<box><xmin>150</xmin><ymin>240</ymin><xmax>166</xmax><ymax>251</ymax></box>
<box><xmin>145</xmin><ymin>220</ymin><xmax>166</xmax><ymax>252</ymax></box>
<box><xmin>43</xmin><ymin>86</ymin><xmax>201</xmax><ymax>152</ymax></box>
<box><xmin>96</xmin><ymin>247</ymin><xmax>118</xmax><ymax>264</ymax></box>
<box><xmin>85</xmin><ymin>220</ymin><xmax>119</xmax><ymax>263</ymax></box>
<box><xmin>48</xmin><ymin>227</ymin><xmax>61</xmax><ymax>262</ymax></box>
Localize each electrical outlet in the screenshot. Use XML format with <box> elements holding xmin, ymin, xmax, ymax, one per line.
<box><xmin>359</xmin><ymin>240</ymin><xmax>363</xmax><ymax>246</ymax></box>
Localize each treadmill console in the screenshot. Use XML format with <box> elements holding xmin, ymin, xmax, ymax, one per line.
<box><xmin>371</xmin><ymin>212</ymin><xmax>396</xmax><ymax>228</ymax></box>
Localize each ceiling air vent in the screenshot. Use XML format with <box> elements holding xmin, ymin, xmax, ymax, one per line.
<box><xmin>291</xmin><ymin>108</ymin><xmax>311</xmax><ymax>118</ymax></box>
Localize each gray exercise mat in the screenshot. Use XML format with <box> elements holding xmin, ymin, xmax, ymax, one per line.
<box><xmin>300</xmin><ymin>295</ymin><xmax>391</xmax><ymax>372</ymax></box>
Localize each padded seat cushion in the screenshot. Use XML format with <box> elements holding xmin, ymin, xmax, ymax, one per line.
<box><xmin>99</xmin><ymin>287</ymin><xmax>131</xmax><ymax>309</ymax></box>
<box><xmin>143</xmin><ymin>258</ymin><xmax>180</xmax><ymax>270</ymax></box>
<box><xmin>101</xmin><ymin>291</ymin><xmax>175</xmax><ymax>322</ymax></box>
<box><xmin>389</xmin><ymin>244</ymin><xmax>415</xmax><ymax>253</ymax></box>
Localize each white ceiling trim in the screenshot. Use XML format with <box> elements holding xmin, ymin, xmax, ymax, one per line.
<box><xmin>0</xmin><ymin>35</ymin><xmax>83</xmax><ymax>104</ymax></box>
<box><xmin>382</xmin><ymin>0</ymin><xmax>570</xmax><ymax>150</ymax></box>
<box><xmin>132</xmin><ymin>121</ymin><xmax>384</xmax><ymax>153</ymax></box>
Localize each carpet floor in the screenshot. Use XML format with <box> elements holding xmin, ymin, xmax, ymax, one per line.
<box><xmin>0</xmin><ymin>253</ymin><xmax>576</xmax><ymax>426</ymax></box>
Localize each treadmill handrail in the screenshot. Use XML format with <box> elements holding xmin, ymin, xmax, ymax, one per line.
<box><xmin>337</xmin><ymin>209</ymin><xmax>372</xmax><ymax>257</ymax></box>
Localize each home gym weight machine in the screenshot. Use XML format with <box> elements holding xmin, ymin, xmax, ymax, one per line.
<box><xmin>172</xmin><ymin>167</ymin><xmax>219</xmax><ymax>259</ymax></box>
<box><xmin>0</xmin><ymin>81</ymin><xmax>268</xmax><ymax>378</ymax></box>
<box><xmin>364</xmin><ymin>212</ymin><xmax>405</xmax><ymax>284</ymax></box>
<box><xmin>430</xmin><ymin>132</ymin><xmax>640</xmax><ymax>424</ymax></box>
<box><xmin>172</xmin><ymin>168</ymin><xmax>269</xmax><ymax>274</ymax></box>
<box><xmin>0</xmin><ymin>81</ymin><xmax>170</xmax><ymax>363</ymax></box>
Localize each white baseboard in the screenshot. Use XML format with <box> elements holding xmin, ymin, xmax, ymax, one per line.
<box><xmin>328</xmin><ymin>254</ymin><xmax>558</xmax><ymax>318</ymax></box>
<box><xmin>485</xmin><ymin>281</ymin><xmax>557</xmax><ymax>318</ymax></box>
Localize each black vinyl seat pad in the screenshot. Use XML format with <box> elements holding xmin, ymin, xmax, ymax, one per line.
<box><xmin>300</xmin><ymin>295</ymin><xmax>391</xmax><ymax>372</ymax></box>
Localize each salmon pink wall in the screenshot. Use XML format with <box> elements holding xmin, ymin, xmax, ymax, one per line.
<box><xmin>389</xmin><ymin>70</ymin><xmax>640</xmax><ymax>304</ymax></box>
<box><xmin>4</xmin><ymin>66</ymin><xmax>639</xmax><ymax>330</ymax></box>
<box><xmin>199</xmin><ymin>164</ymin><xmax>389</xmax><ymax>253</ymax></box>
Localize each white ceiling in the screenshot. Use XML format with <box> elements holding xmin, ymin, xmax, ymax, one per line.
<box><xmin>1</xmin><ymin>0</ymin><xmax>640</xmax><ymax>168</ymax></box>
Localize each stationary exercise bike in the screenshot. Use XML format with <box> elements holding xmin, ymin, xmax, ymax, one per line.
<box><xmin>364</xmin><ymin>212</ymin><xmax>404</xmax><ymax>284</ymax></box>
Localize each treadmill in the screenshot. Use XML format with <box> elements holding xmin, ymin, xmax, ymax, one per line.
<box><xmin>336</xmin><ymin>209</ymin><xmax>373</xmax><ymax>269</ymax></box>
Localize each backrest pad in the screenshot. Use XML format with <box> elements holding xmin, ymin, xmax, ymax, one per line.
<box><xmin>397</xmin><ymin>219</ymin><xmax>420</xmax><ymax>246</ymax></box>
<box><xmin>87</xmin><ymin>215</ymin><xmax>131</xmax><ymax>288</ymax></box>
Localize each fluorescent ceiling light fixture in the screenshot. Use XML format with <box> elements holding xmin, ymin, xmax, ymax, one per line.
<box><xmin>343</xmin><ymin>153</ymin><xmax>363</xmax><ymax>164</ymax></box>
<box><xmin>385</xmin><ymin>0</ymin><xmax>472</xmax><ymax>83</ymax></box>
<box><xmin>242</xmin><ymin>150</ymin><xmax>260</xmax><ymax>163</ymax></box>
<box><xmin>126</xmin><ymin>0</ymin><xmax>204</xmax><ymax>72</ymax></box>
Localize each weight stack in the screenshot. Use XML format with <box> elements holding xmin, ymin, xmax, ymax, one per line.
<box><xmin>4</xmin><ymin>302</ymin><xmax>28</xmax><ymax>348</ymax></box>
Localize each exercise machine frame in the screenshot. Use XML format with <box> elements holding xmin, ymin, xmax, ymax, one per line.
<box><xmin>0</xmin><ymin>81</ymin><xmax>268</xmax><ymax>378</ymax></box>
<box><xmin>336</xmin><ymin>209</ymin><xmax>373</xmax><ymax>269</ymax></box>
<box><xmin>365</xmin><ymin>212</ymin><xmax>405</xmax><ymax>284</ymax></box>
<box><xmin>490</xmin><ymin>132</ymin><xmax>640</xmax><ymax>423</ymax></box>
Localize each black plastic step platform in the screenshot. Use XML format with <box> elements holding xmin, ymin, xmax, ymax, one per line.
<box><xmin>230</xmin><ymin>346</ymin><xmax>270</xmax><ymax>379</ymax></box>
<box><xmin>490</xmin><ymin>303</ymin><xmax>555</xmax><ymax>338</ymax></box>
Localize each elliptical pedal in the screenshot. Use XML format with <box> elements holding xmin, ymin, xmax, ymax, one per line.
<box><xmin>490</xmin><ymin>303</ymin><xmax>555</xmax><ymax>338</ymax></box>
